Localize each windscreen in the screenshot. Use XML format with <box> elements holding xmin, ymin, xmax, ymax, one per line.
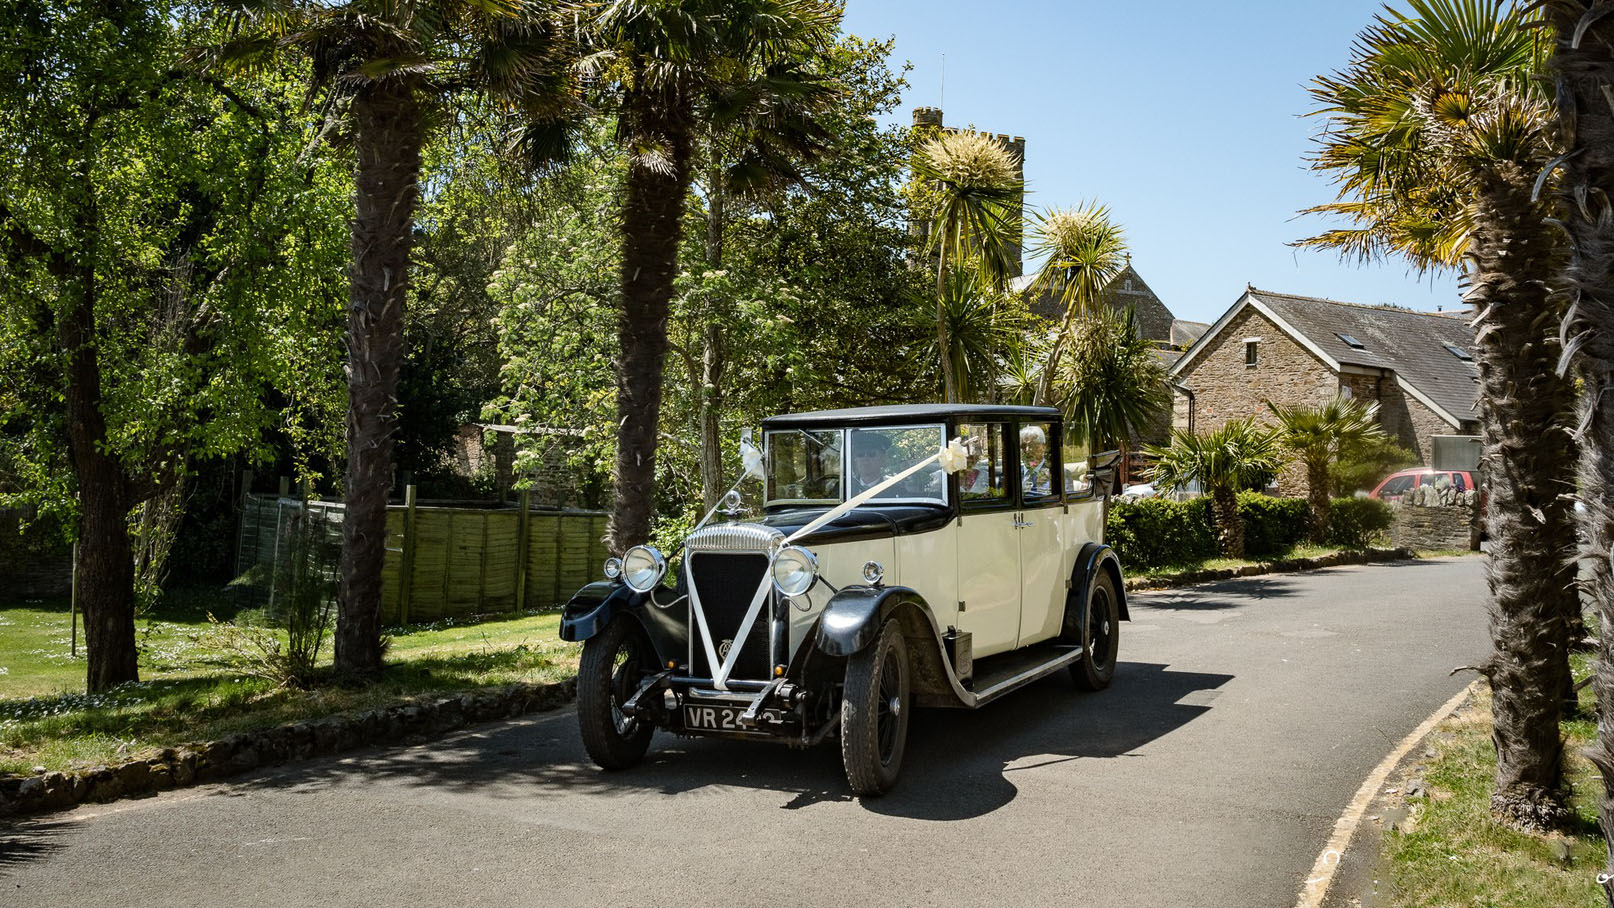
<box><xmin>765</xmin><ymin>429</ymin><xmax>843</xmax><ymax>504</ymax></box>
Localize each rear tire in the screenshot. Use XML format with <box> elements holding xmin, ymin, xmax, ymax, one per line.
<box><xmin>1072</xmin><ymin>570</ymin><xmax>1120</xmax><ymax>692</ymax></box>
<box><xmin>577</xmin><ymin>616</ymin><xmax>655</xmax><ymax>770</ymax></box>
<box><xmin>841</xmin><ymin>619</ymin><xmax>910</xmax><ymax>797</ymax></box>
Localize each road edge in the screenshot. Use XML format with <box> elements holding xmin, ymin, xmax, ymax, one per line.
<box><xmin>1291</xmin><ymin>679</ymin><xmax>1478</xmax><ymax>908</ymax></box>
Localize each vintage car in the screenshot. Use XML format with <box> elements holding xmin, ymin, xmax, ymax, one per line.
<box><xmin>560</xmin><ymin>404</ymin><xmax>1129</xmax><ymax>796</ymax></box>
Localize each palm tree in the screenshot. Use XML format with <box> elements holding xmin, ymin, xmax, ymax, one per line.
<box><xmin>208</xmin><ymin>0</ymin><xmax>577</xmax><ymax>680</ymax></box>
<box><xmin>1266</xmin><ymin>396</ymin><xmax>1387</xmax><ymax>542</ymax></box>
<box><xmin>582</xmin><ymin>0</ymin><xmax>840</xmax><ymax>551</ymax></box>
<box><xmin>1145</xmin><ymin>419</ymin><xmax>1282</xmax><ymax>559</ymax></box>
<box><xmin>1300</xmin><ymin>0</ymin><xmax>1578</xmax><ymax>830</ymax></box>
<box><xmin>910</xmin><ymin>130</ymin><xmax>1023</xmax><ymax>402</ymax></box>
<box><xmin>1054</xmin><ymin>306</ymin><xmax>1169</xmax><ymax>475</ymax></box>
<box><xmin>1539</xmin><ymin>0</ymin><xmax>1614</xmax><ymax>892</ymax></box>
<box><xmin>1027</xmin><ymin>202</ymin><xmax>1128</xmax><ymax>407</ymax></box>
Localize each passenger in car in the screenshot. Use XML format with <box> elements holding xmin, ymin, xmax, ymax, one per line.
<box><xmin>1020</xmin><ymin>425</ymin><xmax>1051</xmax><ymax>496</ymax></box>
<box><xmin>850</xmin><ymin>432</ymin><xmax>893</xmax><ymax>494</ymax></box>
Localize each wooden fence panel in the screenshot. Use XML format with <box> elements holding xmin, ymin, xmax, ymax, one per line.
<box><xmin>237</xmin><ymin>495</ymin><xmax>606</xmax><ymax>624</ymax></box>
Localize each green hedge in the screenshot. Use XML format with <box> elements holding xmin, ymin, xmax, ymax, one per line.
<box><xmin>1237</xmin><ymin>491</ymin><xmax>1311</xmax><ymax>558</ymax></box>
<box><xmin>1106</xmin><ymin>497</ymin><xmax>1216</xmax><ymax>569</ymax></box>
<box><xmin>1107</xmin><ymin>493</ymin><xmax>1314</xmax><ymax>569</ymax></box>
<box><xmin>1325</xmin><ymin>496</ymin><xmax>1392</xmax><ymax>548</ymax></box>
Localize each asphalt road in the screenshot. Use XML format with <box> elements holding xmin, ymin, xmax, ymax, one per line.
<box><xmin>1</xmin><ymin>557</ymin><xmax>1490</xmax><ymax>908</ymax></box>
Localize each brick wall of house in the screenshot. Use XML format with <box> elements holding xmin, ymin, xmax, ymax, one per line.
<box><xmin>1173</xmin><ymin>307</ymin><xmax>1338</xmax><ymax>494</ymax></box>
<box><xmin>1338</xmin><ymin>372</ymin><xmax>1452</xmax><ymax>464</ymax></box>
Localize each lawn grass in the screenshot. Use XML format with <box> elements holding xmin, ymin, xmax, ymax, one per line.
<box><xmin>1379</xmin><ymin>653</ymin><xmax>1601</xmax><ymax>907</ymax></box>
<box><xmin>0</xmin><ymin>591</ymin><xmax>580</xmax><ymax>776</ymax></box>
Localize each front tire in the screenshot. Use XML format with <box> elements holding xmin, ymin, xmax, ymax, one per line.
<box><xmin>1072</xmin><ymin>570</ymin><xmax>1120</xmax><ymax>691</ymax></box>
<box><xmin>577</xmin><ymin>616</ymin><xmax>655</xmax><ymax>770</ymax></box>
<box><xmin>841</xmin><ymin>619</ymin><xmax>910</xmax><ymax>797</ymax></box>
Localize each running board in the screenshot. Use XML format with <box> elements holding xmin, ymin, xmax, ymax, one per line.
<box><xmin>964</xmin><ymin>643</ymin><xmax>1083</xmax><ymax>707</ymax></box>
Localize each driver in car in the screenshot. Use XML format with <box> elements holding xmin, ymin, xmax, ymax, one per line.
<box><xmin>850</xmin><ymin>432</ymin><xmax>893</xmax><ymax>495</ymax></box>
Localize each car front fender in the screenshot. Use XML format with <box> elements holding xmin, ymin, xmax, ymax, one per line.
<box><xmin>559</xmin><ymin>581</ymin><xmax>642</xmax><ymax>643</ymax></box>
<box><xmin>815</xmin><ymin>585</ymin><xmax>936</xmax><ymax>658</ymax></box>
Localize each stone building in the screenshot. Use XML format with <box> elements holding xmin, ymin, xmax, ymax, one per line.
<box><xmin>1168</xmin><ymin>286</ymin><xmax>1480</xmax><ymax>495</ymax></box>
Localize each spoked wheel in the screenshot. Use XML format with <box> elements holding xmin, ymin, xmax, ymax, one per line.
<box><xmin>1072</xmin><ymin>570</ymin><xmax>1120</xmax><ymax>692</ymax></box>
<box><xmin>577</xmin><ymin>616</ymin><xmax>655</xmax><ymax>770</ymax></box>
<box><xmin>841</xmin><ymin>619</ymin><xmax>910</xmax><ymax>797</ymax></box>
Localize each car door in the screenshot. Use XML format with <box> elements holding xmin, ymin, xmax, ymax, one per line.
<box><xmin>954</xmin><ymin>421</ymin><xmax>1021</xmax><ymax>658</ymax></box>
<box><xmin>1015</xmin><ymin>421</ymin><xmax>1066</xmax><ymax>646</ymax></box>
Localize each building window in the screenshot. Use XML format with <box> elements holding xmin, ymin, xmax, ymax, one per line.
<box><xmin>1339</xmin><ymin>384</ymin><xmax>1353</xmax><ymax>399</ymax></box>
<box><xmin>1244</xmin><ymin>340</ymin><xmax>1259</xmax><ymax>368</ymax></box>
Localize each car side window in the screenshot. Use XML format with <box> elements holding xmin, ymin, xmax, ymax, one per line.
<box><xmin>1451</xmin><ymin>473</ymin><xmax>1467</xmax><ymax>492</ymax></box>
<box><xmin>1019</xmin><ymin>422</ymin><xmax>1060</xmax><ymax>505</ymax></box>
<box><xmin>1379</xmin><ymin>475</ymin><xmax>1414</xmax><ymax>497</ymax></box>
<box><xmin>957</xmin><ymin>423</ymin><xmax>1008</xmax><ymax>506</ymax></box>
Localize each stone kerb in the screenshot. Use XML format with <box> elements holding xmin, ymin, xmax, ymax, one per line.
<box><xmin>1388</xmin><ymin>487</ymin><xmax>1481</xmax><ymax>551</ymax></box>
<box><xmin>0</xmin><ymin>679</ymin><xmax>577</xmax><ymax>819</ymax></box>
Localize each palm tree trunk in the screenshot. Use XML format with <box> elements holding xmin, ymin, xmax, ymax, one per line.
<box><xmin>1211</xmin><ymin>485</ymin><xmax>1243</xmax><ymax>559</ymax></box>
<box><xmin>1035</xmin><ymin>288</ymin><xmax>1082</xmax><ymax>407</ymax></box>
<box><xmin>335</xmin><ymin>81</ymin><xmax>423</xmax><ymax>681</ymax></box>
<box><xmin>936</xmin><ymin>241</ymin><xmax>957</xmax><ymax>402</ymax></box>
<box><xmin>608</xmin><ymin>93</ymin><xmax>694</xmax><ymax>553</ymax></box>
<box><xmin>61</xmin><ymin>240</ymin><xmax>139</xmax><ymax>693</ymax></box>
<box><xmin>1545</xmin><ymin>3</ymin><xmax>1614</xmax><ymax>893</ymax></box>
<box><xmin>1467</xmin><ymin>170</ymin><xmax>1578</xmax><ymax>831</ymax></box>
<box><xmin>1307</xmin><ymin>456</ymin><xmax>1331</xmax><ymax>543</ymax></box>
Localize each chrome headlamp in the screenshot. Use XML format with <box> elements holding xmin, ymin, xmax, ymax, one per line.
<box><xmin>621</xmin><ymin>545</ymin><xmax>667</xmax><ymax>592</ymax></box>
<box><xmin>771</xmin><ymin>545</ymin><xmax>818</xmax><ymax>597</ymax></box>
<box><xmin>603</xmin><ymin>557</ymin><xmax>623</xmax><ymax>581</ymax></box>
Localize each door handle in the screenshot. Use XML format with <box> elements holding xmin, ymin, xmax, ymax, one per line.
<box><xmin>1013</xmin><ymin>517</ymin><xmax>1034</xmax><ymax>528</ymax></box>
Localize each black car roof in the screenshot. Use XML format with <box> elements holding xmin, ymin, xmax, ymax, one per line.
<box><xmin>761</xmin><ymin>403</ymin><xmax>1062</xmax><ymax>429</ymax></box>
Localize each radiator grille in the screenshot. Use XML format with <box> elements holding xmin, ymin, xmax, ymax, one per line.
<box><xmin>688</xmin><ymin>552</ymin><xmax>772</xmax><ymax>681</ymax></box>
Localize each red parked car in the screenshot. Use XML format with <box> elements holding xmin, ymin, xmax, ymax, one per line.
<box><xmin>1370</xmin><ymin>468</ymin><xmax>1479</xmax><ymax>502</ymax></box>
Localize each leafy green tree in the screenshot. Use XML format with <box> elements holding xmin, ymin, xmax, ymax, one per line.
<box><xmin>1027</xmin><ymin>202</ymin><xmax>1128</xmax><ymax>407</ymax></box>
<box><xmin>1266</xmin><ymin>396</ymin><xmax>1387</xmax><ymax>542</ymax></box>
<box><xmin>0</xmin><ymin>0</ymin><xmax>349</xmax><ymax>691</ymax></box>
<box><xmin>1539</xmin><ymin>0</ymin><xmax>1614</xmax><ymax>889</ymax></box>
<box><xmin>1145</xmin><ymin>420</ymin><xmax>1282</xmax><ymax>559</ymax></box>
<box><xmin>927</xmin><ymin>269</ymin><xmax>1028</xmax><ymax>404</ymax></box>
<box><xmin>210</xmin><ymin>0</ymin><xmax>578</xmax><ymax>680</ymax></box>
<box><xmin>910</xmin><ymin>130</ymin><xmax>1023</xmax><ymax>402</ymax></box>
<box><xmin>1301</xmin><ymin>0</ymin><xmax>1578</xmax><ymax>829</ymax></box>
<box><xmin>581</xmin><ymin>0</ymin><xmax>840</xmax><ymax>551</ymax></box>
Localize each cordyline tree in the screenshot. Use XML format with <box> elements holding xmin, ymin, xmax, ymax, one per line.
<box><xmin>0</xmin><ymin>0</ymin><xmax>349</xmax><ymax>692</ymax></box>
<box><xmin>1301</xmin><ymin>0</ymin><xmax>1580</xmax><ymax>829</ymax></box>
<box><xmin>910</xmin><ymin>130</ymin><xmax>1022</xmax><ymax>403</ymax></box>
<box><xmin>207</xmin><ymin>0</ymin><xmax>578</xmax><ymax>680</ymax></box>
<box><xmin>580</xmin><ymin>0</ymin><xmax>840</xmax><ymax>552</ymax></box>
<box><xmin>1539</xmin><ymin>0</ymin><xmax>1614</xmax><ymax>897</ymax></box>
<box><xmin>1026</xmin><ymin>202</ymin><xmax>1128</xmax><ymax>408</ymax></box>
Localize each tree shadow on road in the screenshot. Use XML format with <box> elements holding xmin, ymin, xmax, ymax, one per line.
<box><xmin>1137</xmin><ymin>575</ymin><xmax>1306</xmax><ymax>610</ymax></box>
<box><xmin>214</xmin><ymin>660</ymin><xmax>1232</xmax><ymax>823</ymax></box>
<box><xmin>0</xmin><ymin>818</ymin><xmax>74</xmax><ymax>875</ymax></box>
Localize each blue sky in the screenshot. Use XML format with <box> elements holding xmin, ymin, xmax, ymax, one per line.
<box><xmin>840</xmin><ymin>0</ymin><xmax>1463</xmax><ymax>326</ymax></box>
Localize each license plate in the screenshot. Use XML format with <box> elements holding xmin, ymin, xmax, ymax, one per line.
<box><xmin>683</xmin><ymin>703</ymin><xmax>783</xmax><ymax>731</ymax></box>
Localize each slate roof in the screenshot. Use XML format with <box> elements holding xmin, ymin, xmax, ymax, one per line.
<box><xmin>1173</xmin><ymin>288</ymin><xmax>1480</xmax><ymax>425</ymax></box>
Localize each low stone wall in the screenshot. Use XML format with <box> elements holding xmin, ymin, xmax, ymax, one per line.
<box><xmin>0</xmin><ymin>678</ymin><xmax>576</xmax><ymax>818</ymax></box>
<box><xmin>1389</xmin><ymin>488</ymin><xmax>1480</xmax><ymax>552</ymax></box>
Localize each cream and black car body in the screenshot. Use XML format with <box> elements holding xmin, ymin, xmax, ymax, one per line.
<box><xmin>560</xmin><ymin>404</ymin><xmax>1128</xmax><ymax>796</ymax></box>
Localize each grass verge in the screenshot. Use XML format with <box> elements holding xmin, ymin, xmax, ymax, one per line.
<box><xmin>1377</xmin><ymin>653</ymin><xmax>1601</xmax><ymax>906</ymax></box>
<box><xmin>0</xmin><ymin>593</ymin><xmax>579</xmax><ymax>776</ymax></box>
